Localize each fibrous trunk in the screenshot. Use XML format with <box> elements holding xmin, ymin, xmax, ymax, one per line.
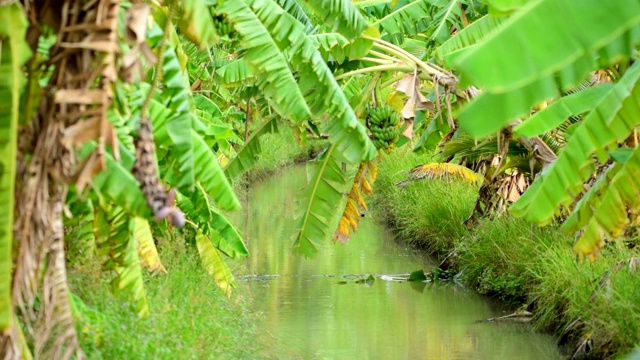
<box><xmin>1</xmin><ymin>0</ymin><xmax>120</xmax><ymax>358</ymax></box>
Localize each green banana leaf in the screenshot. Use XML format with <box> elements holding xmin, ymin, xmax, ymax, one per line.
<box><xmin>0</xmin><ymin>2</ymin><xmax>31</xmax><ymax>331</ymax></box>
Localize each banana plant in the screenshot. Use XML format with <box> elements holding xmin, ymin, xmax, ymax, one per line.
<box><xmin>447</xmin><ymin>0</ymin><xmax>640</xmax><ymax>258</ymax></box>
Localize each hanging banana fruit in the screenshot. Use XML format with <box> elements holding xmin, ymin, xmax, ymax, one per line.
<box><xmin>367</xmin><ymin>104</ymin><xmax>401</xmax><ymax>153</ymax></box>
<box><xmin>132</xmin><ymin>117</ymin><xmax>185</xmax><ymax>227</ymax></box>
<box><xmin>212</xmin><ymin>13</ymin><xmax>235</xmax><ymax>38</ymax></box>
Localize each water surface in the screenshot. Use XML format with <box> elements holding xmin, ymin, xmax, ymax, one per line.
<box><xmin>233</xmin><ymin>167</ymin><xmax>561</xmax><ymax>359</ymax></box>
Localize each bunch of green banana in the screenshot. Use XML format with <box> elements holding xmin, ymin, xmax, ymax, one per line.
<box><xmin>213</xmin><ymin>15</ymin><xmax>235</xmax><ymax>38</ymax></box>
<box><xmin>367</xmin><ymin>105</ymin><xmax>401</xmax><ymax>152</ymax></box>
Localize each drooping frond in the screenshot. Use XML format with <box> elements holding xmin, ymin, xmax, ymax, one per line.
<box><xmin>224</xmin><ymin>117</ymin><xmax>278</xmax><ymax>181</ymax></box>
<box><xmin>132</xmin><ymin>217</ymin><xmax>167</xmax><ymax>274</ymax></box>
<box><xmin>408</xmin><ymin>163</ymin><xmax>484</xmax><ymax>185</ymax></box>
<box><xmin>440</xmin><ymin>134</ymin><xmax>529</xmax><ymax>161</ymax></box>
<box><xmin>91</xmin><ymin>148</ymin><xmax>150</xmax><ymax>217</ymax></box>
<box><xmin>563</xmin><ymin>147</ymin><xmax>640</xmax><ymax>260</ymax></box>
<box><xmin>293</xmin><ymin>145</ymin><xmax>352</xmax><ymax>257</ymax></box>
<box><xmin>192</xmin><ymin>130</ymin><xmax>241</xmax><ymax>210</ymax></box>
<box><xmin>371</xmin><ymin>0</ymin><xmax>432</xmax><ymax>43</ymax></box>
<box><xmin>137</xmin><ymin>97</ymin><xmax>239</xmax><ymax>210</ymax></box>
<box><xmin>195</xmin><ymin>231</ymin><xmax>236</xmax><ymax>297</ymax></box>
<box><xmin>302</xmin><ymin>0</ymin><xmax>369</xmax><ymax>39</ymax></box>
<box><xmin>94</xmin><ymin>208</ymin><xmax>150</xmax><ymax>317</ymax></box>
<box><xmin>219</xmin><ymin>1</ymin><xmax>311</xmax><ymax>122</ymax></box>
<box><xmin>215</xmin><ymin>58</ymin><xmax>254</xmax><ymax>86</ymax></box>
<box><xmin>311</xmin><ymin>31</ymin><xmax>375</xmax><ymax>63</ymax></box>
<box><xmin>0</xmin><ymin>2</ymin><xmax>30</xmax><ymax>332</ymax></box>
<box><xmin>274</xmin><ymin>0</ymin><xmax>316</xmax><ymax>33</ymax></box>
<box><xmin>333</xmin><ymin>161</ymin><xmax>378</xmax><ymax>244</ymax></box>
<box><xmin>148</xmin><ymin>23</ymin><xmax>192</xmax><ymax>115</ymax></box>
<box><xmin>144</xmin><ymin>98</ymin><xmax>194</xmax><ymax>188</ymax></box>
<box><xmin>511</xmin><ymin>61</ymin><xmax>640</xmax><ymax>226</ymax></box>
<box><xmin>223</xmin><ymin>0</ymin><xmax>377</xmax><ymax>163</ymax></box>
<box><xmin>453</xmin><ymin>0</ymin><xmax>640</xmax><ymax>137</ymax></box>
<box><xmin>177</xmin><ymin>184</ymin><xmax>248</xmax><ymax>258</ymax></box>
<box><xmin>514</xmin><ymin>84</ymin><xmax>613</xmax><ymax>137</ymax></box>
<box><xmin>435</xmin><ymin>14</ymin><xmax>505</xmax><ymax>60</ymax></box>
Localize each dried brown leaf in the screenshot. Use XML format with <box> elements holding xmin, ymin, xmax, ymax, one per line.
<box><xmin>125</xmin><ymin>4</ymin><xmax>150</xmax><ymax>44</ymax></box>
<box><xmin>54</xmin><ymin>90</ymin><xmax>105</xmax><ymax>105</ymax></box>
<box><xmin>332</xmin><ymin>162</ymin><xmax>378</xmax><ymax>243</ymax></box>
<box><xmin>74</xmin><ymin>149</ymin><xmax>105</xmax><ymax>193</ymax></box>
<box><xmin>62</xmin><ymin>117</ymin><xmax>101</xmax><ymax>146</ymax></box>
<box><xmin>395</xmin><ymin>73</ymin><xmax>434</xmax><ymax>120</ymax></box>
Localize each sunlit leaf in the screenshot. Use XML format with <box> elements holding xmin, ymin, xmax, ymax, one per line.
<box><xmin>453</xmin><ymin>0</ymin><xmax>640</xmax><ymax>137</ymax></box>
<box><xmin>511</xmin><ymin>61</ymin><xmax>640</xmax><ymax>226</ymax></box>
<box><xmin>132</xmin><ymin>217</ymin><xmax>166</xmax><ymax>274</ymax></box>
<box><xmin>514</xmin><ymin>84</ymin><xmax>613</xmax><ymax>138</ymax></box>
<box><xmin>195</xmin><ymin>231</ymin><xmax>236</xmax><ymax>297</ymax></box>
<box><xmin>293</xmin><ymin>146</ymin><xmax>353</xmax><ymax>257</ymax></box>
<box><xmin>408</xmin><ymin>163</ymin><xmax>484</xmax><ymax>185</ymax></box>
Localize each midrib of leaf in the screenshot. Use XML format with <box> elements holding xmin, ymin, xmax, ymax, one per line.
<box><xmin>296</xmin><ymin>144</ymin><xmax>336</xmax><ymax>253</ymax></box>
<box><xmin>371</xmin><ymin>0</ymin><xmax>421</xmax><ymax>26</ymax></box>
<box><xmin>224</xmin><ymin>117</ymin><xmax>277</xmax><ymax>181</ymax></box>
<box><xmin>432</xmin><ymin>0</ymin><xmax>459</xmax><ymax>42</ymax></box>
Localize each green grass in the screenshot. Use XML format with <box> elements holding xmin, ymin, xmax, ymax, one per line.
<box><xmin>371</xmin><ymin>147</ymin><xmax>640</xmax><ymax>358</ymax></box>
<box><xmin>242</xmin><ymin>126</ymin><xmax>327</xmax><ymax>183</ymax></box>
<box><xmin>372</xmin><ymin>147</ymin><xmax>477</xmax><ymax>255</ymax></box>
<box><xmin>68</xmin><ymin>238</ymin><xmax>278</xmax><ymax>359</ymax></box>
<box><xmin>456</xmin><ymin>217</ymin><xmax>572</xmax><ymax>301</ymax></box>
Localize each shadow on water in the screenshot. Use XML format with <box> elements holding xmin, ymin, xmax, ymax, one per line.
<box><xmin>232</xmin><ymin>167</ymin><xmax>562</xmax><ymax>360</ymax></box>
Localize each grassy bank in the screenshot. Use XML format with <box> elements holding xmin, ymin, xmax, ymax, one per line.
<box><xmin>371</xmin><ymin>148</ymin><xmax>640</xmax><ymax>359</ymax></box>
<box><xmin>68</xmin><ymin>237</ymin><xmax>276</xmax><ymax>359</ymax></box>
<box><xmin>237</xmin><ymin>126</ymin><xmax>327</xmax><ymax>183</ymax></box>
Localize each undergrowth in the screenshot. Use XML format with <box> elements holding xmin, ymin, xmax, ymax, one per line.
<box><xmin>68</xmin><ymin>237</ymin><xmax>275</xmax><ymax>359</ymax></box>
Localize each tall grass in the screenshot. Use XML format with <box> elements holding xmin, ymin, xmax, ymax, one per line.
<box><xmin>372</xmin><ymin>148</ymin><xmax>476</xmax><ymax>255</ymax></box>
<box><xmin>68</xmin><ymin>238</ymin><xmax>276</xmax><ymax>359</ymax></box>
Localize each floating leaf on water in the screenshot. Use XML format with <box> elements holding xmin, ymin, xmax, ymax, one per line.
<box><xmin>408</xmin><ymin>269</ymin><xmax>427</xmax><ymax>282</ymax></box>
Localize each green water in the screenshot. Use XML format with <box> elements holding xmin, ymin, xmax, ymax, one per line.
<box><xmin>233</xmin><ymin>167</ymin><xmax>562</xmax><ymax>359</ymax></box>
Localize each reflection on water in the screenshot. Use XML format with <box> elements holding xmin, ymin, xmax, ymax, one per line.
<box><xmin>232</xmin><ymin>167</ymin><xmax>561</xmax><ymax>359</ymax></box>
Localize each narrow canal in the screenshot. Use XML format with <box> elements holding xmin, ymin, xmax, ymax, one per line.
<box><xmin>233</xmin><ymin>167</ymin><xmax>561</xmax><ymax>359</ymax></box>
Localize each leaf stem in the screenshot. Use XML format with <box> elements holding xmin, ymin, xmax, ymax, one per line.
<box><xmin>379</xmin><ymin>72</ymin><xmax>408</xmax><ymax>89</ymax></box>
<box><xmin>141</xmin><ymin>1</ymin><xmax>176</xmax><ymax>119</ymax></box>
<box><xmin>365</xmin><ymin>36</ymin><xmax>452</xmax><ymax>78</ymax></box>
<box><xmin>362</xmin><ymin>57</ymin><xmax>394</xmax><ymax>65</ymax></box>
<box><xmin>369</xmin><ymin>50</ymin><xmax>397</xmax><ymax>61</ymax></box>
<box><xmin>335</xmin><ymin>64</ymin><xmax>413</xmax><ymax>80</ymax></box>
